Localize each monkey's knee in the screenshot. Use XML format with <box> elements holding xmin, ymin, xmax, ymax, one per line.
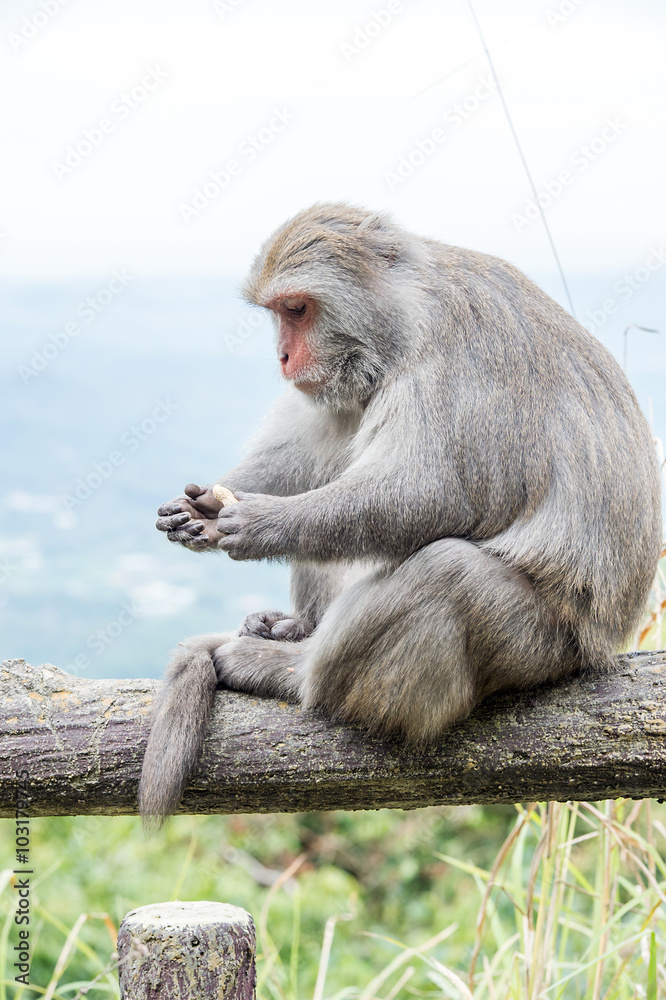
<box><xmin>301</xmin><ymin>537</ymin><xmax>557</xmax><ymax>743</ymax></box>
<box><xmin>302</xmin><ymin>573</ymin><xmax>476</xmax><ymax>743</ymax></box>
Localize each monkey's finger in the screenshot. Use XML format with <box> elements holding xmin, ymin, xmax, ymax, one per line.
<box><xmin>226</xmin><ymin>549</ymin><xmax>248</xmax><ymax>561</ymax></box>
<box><xmin>156</xmin><ymin>512</ymin><xmax>192</xmax><ymax>532</ymax></box>
<box><xmin>216</xmin><ymin>512</ymin><xmax>240</xmax><ymax>534</ymax></box>
<box><xmin>166</xmin><ymin>528</ymin><xmax>209</xmax><ymax>548</ymax></box>
<box><xmin>189</xmin><ymin>489</ymin><xmax>224</xmax><ymax>519</ymax></box>
<box><xmin>187</xmin><ymin>537</ymin><xmax>211</xmax><ymax>549</ymax></box>
<box><xmin>157</xmin><ymin>499</ymin><xmax>191</xmax><ymax>516</ymax></box>
<box><xmin>184</xmin><ymin>483</ymin><xmax>206</xmax><ymax>499</ymax></box>
<box><xmin>217</xmin><ymin>534</ymin><xmax>240</xmax><ymax>553</ymax></box>
<box><xmin>183</xmin><ymin>521</ymin><xmax>205</xmax><ymax>536</ymax></box>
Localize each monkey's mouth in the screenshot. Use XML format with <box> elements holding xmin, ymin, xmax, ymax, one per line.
<box><xmin>279</xmin><ymin>347</ymin><xmax>317</xmax><ymax>381</ymax></box>
<box><xmin>279</xmin><ymin>352</ymin><xmax>325</xmax><ymax>394</ymax></box>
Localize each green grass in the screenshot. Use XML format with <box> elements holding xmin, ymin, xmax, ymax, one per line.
<box><xmin>2</xmin><ymin>800</ymin><xmax>665</xmax><ymax>999</ymax></box>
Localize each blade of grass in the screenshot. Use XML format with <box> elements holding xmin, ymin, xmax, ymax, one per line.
<box><xmin>468</xmin><ymin>804</ymin><xmax>536</xmax><ymax>990</ymax></box>
<box><xmin>647</xmin><ymin>931</ymin><xmax>657</xmax><ymax>1000</ymax></box>
<box><xmin>359</xmin><ymin>924</ymin><xmax>457</xmax><ymax>1000</ymax></box>
<box><xmin>170</xmin><ymin>829</ymin><xmax>198</xmax><ymax>899</ymax></box>
<box><xmin>313</xmin><ymin>904</ymin><xmax>356</xmax><ymax>1000</ymax></box>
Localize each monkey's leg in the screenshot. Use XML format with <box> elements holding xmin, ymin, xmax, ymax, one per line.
<box><xmin>212</xmin><ymin>635</ymin><xmax>308</xmax><ymax>701</ymax></box>
<box><xmin>301</xmin><ymin>538</ymin><xmax>579</xmax><ymax>744</ymax></box>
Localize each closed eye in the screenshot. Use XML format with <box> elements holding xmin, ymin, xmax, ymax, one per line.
<box><xmin>282</xmin><ymin>297</ymin><xmax>307</xmax><ymax>317</ymax></box>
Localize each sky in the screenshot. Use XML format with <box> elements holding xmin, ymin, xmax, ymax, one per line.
<box><xmin>1</xmin><ymin>0</ymin><xmax>665</xmax><ymax>292</ymax></box>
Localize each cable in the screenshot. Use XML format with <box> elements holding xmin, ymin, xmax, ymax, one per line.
<box><xmin>465</xmin><ymin>0</ymin><xmax>577</xmax><ymax>317</ymax></box>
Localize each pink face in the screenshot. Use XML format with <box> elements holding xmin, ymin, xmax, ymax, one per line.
<box><xmin>268</xmin><ymin>295</ymin><xmax>321</xmax><ymax>394</ymax></box>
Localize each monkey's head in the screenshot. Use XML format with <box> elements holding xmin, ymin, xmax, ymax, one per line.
<box><xmin>242</xmin><ymin>203</ymin><xmax>414</xmax><ymax>409</ymax></box>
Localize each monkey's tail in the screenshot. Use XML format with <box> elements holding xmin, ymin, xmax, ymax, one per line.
<box><xmin>139</xmin><ymin>640</ymin><xmax>219</xmax><ymax>826</ymax></box>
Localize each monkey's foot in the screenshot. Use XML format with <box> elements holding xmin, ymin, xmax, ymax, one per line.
<box><xmin>238</xmin><ymin>609</ymin><xmax>314</xmax><ymax>641</ymax></box>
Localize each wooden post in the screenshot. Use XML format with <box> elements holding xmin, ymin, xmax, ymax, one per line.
<box><xmin>117</xmin><ymin>901</ymin><xmax>256</xmax><ymax>999</ymax></box>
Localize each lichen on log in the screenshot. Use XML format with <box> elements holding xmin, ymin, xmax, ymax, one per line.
<box><xmin>1</xmin><ymin>652</ymin><xmax>665</xmax><ymax>818</ymax></box>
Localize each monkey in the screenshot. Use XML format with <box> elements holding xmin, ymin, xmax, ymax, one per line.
<box><xmin>138</xmin><ymin>202</ymin><xmax>662</xmax><ymax>822</ymax></box>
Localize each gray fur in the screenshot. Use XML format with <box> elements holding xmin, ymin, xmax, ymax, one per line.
<box><xmin>140</xmin><ymin>203</ymin><xmax>662</xmax><ymax>821</ymax></box>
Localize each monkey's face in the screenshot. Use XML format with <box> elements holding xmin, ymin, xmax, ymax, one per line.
<box><xmin>243</xmin><ymin>203</ymin><xmax>410</xmax><ymax>409</ymax></box>
<box><xmin>266</xmin><ymin>290</ymin><xmax>382</xmax><ymax>410</ymax></box>
<box><xmin>268</xmin><ymin>294</ymin><xmax>324</xmax><ymax>396</ymax></box>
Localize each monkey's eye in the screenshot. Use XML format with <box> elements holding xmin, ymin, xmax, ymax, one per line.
<box><xmin>283</xmin><ymin>298</ymin><xmax>307</xmax><ymax>317</ymax></box>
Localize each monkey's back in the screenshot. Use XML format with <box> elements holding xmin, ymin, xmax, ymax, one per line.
<box><xmin>419</xmin><ymin>243</ymin><xmax>662</xmax><ymax>658</ymax></box>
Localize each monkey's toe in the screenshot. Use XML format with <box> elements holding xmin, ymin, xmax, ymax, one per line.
<box><xmin>238</xmin><ymin>610</ymin><xmax>313</xmax><ymax>641</ymax></box>
<box><xmin>238</xmin><ymin>609</ymin><xmax>288</xmax><ymax>639</ymax></box>
<box><xmin>270</xmin><ymin>618</ymin><xmax>314</xmax><ymax>641</ymax></box>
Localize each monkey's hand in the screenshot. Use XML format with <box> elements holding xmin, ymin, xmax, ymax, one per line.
<box><xmin>156</xmin><ymin>483</ymin><xmax>223</xmax><ymax>550</ymax></box>
<box><xmin>216</xmin><ymin>492</ymin><xmax>288</xmax><ymax>561</ymax></box>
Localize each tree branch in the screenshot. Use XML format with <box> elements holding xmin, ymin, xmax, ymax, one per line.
<box><xmin>2</xmin><ymin>653</ymin><xmax>666</xmax><ymax>818</ymax></box>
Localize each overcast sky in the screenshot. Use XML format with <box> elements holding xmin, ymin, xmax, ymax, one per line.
<box><xmin>1</xmin><ymin>0</ymin><xmax>664</xmax><ymax>295</ymax></box>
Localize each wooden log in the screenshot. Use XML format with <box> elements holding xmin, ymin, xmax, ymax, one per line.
<box><xmin>117</xmin><ymin>901</ymin><xmax>256</xmax><ymax>999</ymax></box>
<box><xmin>1</xmin><ymin>652</ymin><xmax>666</xmax><ymax>818</ymax></box>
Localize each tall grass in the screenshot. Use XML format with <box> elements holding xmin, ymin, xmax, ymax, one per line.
<box><xmin>262</xmin><ymin>801</ymin><xmax>665</xmax><ymax>1000</ymax></box>
<box><xmin>3</xmin><ymin>799</ymin><xmax>664</xmax><ymax>999</ymax></box>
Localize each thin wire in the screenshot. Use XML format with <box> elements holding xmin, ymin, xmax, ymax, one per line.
<box><xmin>623</xmin><ymin>324</ymin><xmax>660</xmax><ymax>373</ymax></box>
<box><xmin>410</xmin><ymin>19</ymin><xmax>537</xmax><ymax>100</ymax></box>
<box><xmin>465</xmin><ymin>0</ymin><xmax>577</xmax><ymax>318</ymax></box>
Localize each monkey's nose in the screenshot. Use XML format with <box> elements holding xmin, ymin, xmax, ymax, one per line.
<box><xmin>280</xmin><ymin>352</ymin><xmax>289</xmax><ymax>364</ymax></box>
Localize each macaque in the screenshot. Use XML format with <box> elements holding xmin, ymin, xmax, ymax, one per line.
<box><xmin>139</xmin><ymin>203</ymin><xmax>662</xmax><ymax>821</ymax></box>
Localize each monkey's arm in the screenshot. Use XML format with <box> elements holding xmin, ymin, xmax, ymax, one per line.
<box><xmin>156</xmin><ymin>389</ymin><xmax>348</xmax><ymax>549</ymax></box>
<box><xmin>215</xmin><ymin>370</ymin><xmax>546</xmax><ymax>562</ymax></box>
<box><xmin>216</xmin><ymin>404</ymin><xmax>481</xmax><ymax>562</ymax></box>
<box><xmin>221</xmin><ymin>388</ymin><xmax>354</xmax><ymax>497</ymax></box>
<box><xmin>215</xmin><ymin>474</ymin><xmax>457</xmax><ymax>562</ymax></box>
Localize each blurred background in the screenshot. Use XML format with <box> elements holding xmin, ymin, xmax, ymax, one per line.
<box><xmin>1</xmin><ymin>0</ymin><xmax>664</xmax><ymax>679</ymax></box>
